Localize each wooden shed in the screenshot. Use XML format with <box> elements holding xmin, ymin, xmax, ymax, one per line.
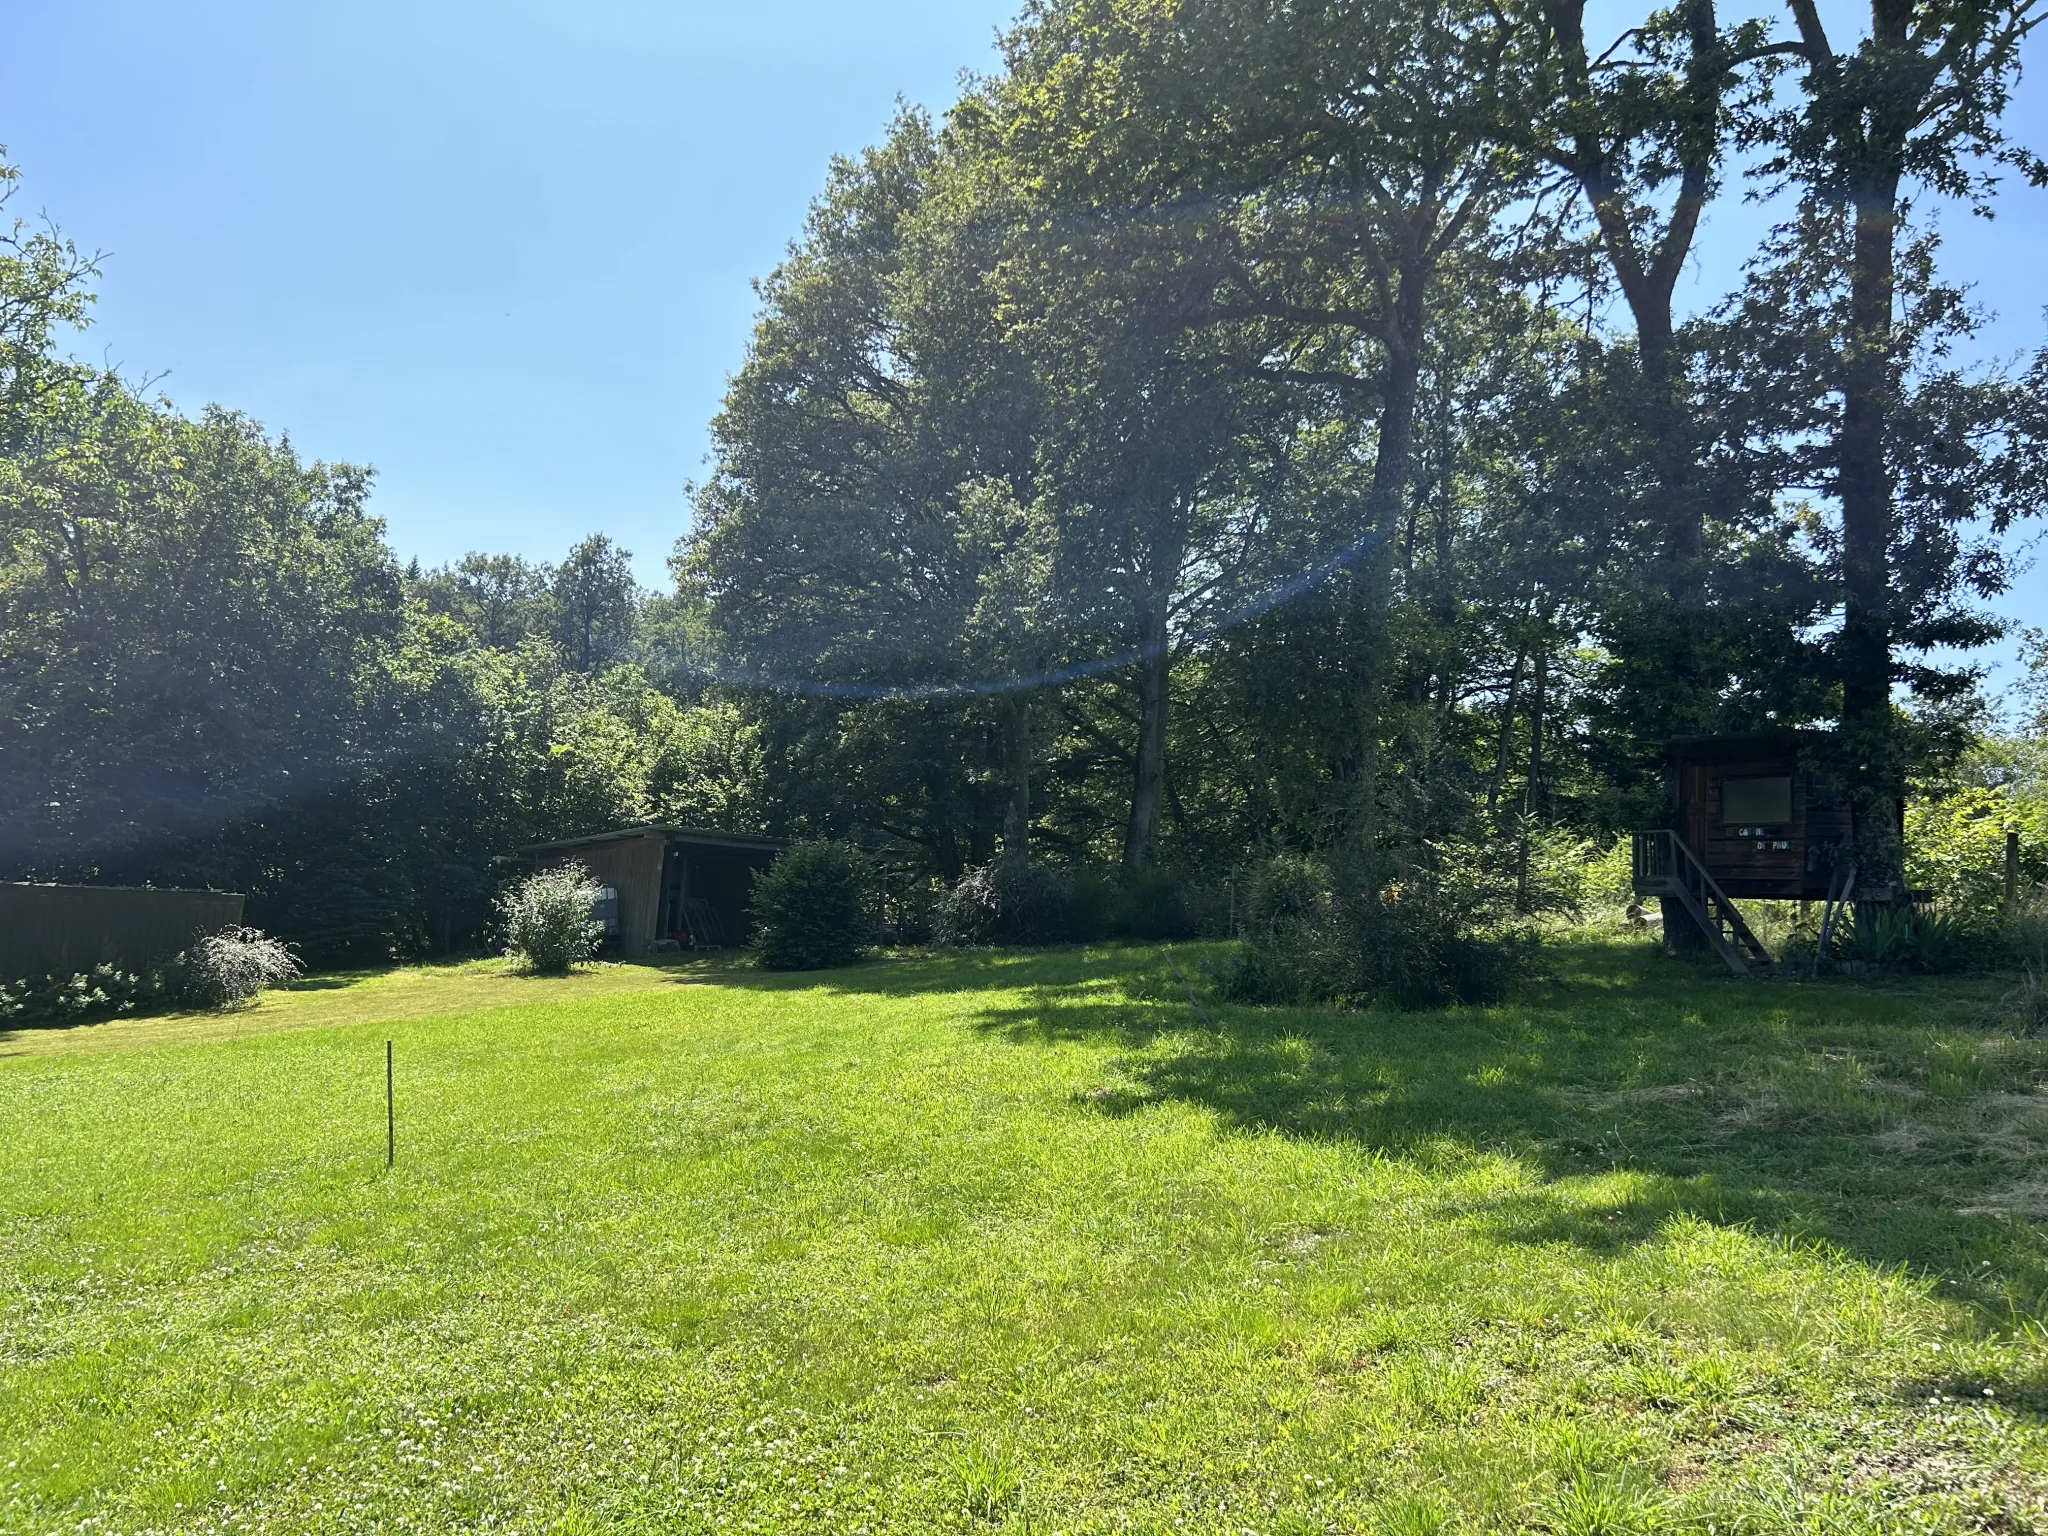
<box><xmin>1632</xmin><ymin>734</ymin><xmax>1901</xmax><ymax>975</ymax></box>
<box><xmin>520</xmin><ymin>827</ymin><xmax>787</xmax><ymax>956</ymax></box>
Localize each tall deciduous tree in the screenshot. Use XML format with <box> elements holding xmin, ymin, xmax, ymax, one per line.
<box><xmin>1772</xmin><ymin>0</ymin><xmax>2045</xmax><ymax>885</ymax></box>
<box><xmin>415</xmin><ymin>552</ymin><xmax>556</xmax><ymax>650</ymax></box>
<box><xmin>984</xmin><ymin>0</ymin><xmax>1529</xmax><ymax>850</ymax></box>
<box><xmin>552</xmin><ymin>533</ymin><xmax>640</xmax><ymax>671</ymax></box>
<box><xmin>0</xmin><ymin>388</ymin><xmax>404</xmax><ymax>871</ymax></box>
<box><xmin>1529</xmin><ymin>0</ymin><xmax>1812</xmax><ymax>762</ymax></box>
<box><xmin>683</xmin><ymin>113</ymin><xmax>1050</xmax><ymax>871</ymax></box>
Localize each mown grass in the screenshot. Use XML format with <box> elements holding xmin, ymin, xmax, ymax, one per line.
<box><xmin>3</xmin><ymin>936</ymin><xmax>2048</xmax><ymax>1533</ymax></box>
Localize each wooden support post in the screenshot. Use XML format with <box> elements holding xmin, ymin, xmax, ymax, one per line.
<box><xmin>2010</xmin><ymin>831</ymin><xmax>2023</xmax><ymax>910</ymax></box>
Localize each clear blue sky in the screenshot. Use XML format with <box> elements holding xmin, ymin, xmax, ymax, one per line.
<box><xmin>1</xmin><ymin>0</ymin><xmax>1021</xmax><ymax>582</ymax></box>
<box><xmin>2</xmin><ymin>0</ymin><xmax>2043</xmax><ymax>691</ymax></box>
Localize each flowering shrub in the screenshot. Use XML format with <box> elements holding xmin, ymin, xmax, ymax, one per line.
<box><xmin>184</xmin><ymin>926</ymin><xmax>302</xmax><ymax>1009</ymax></box>
<box><xmin>500</xmin><ymin>863</ymin><xmax>606</xmax><ymax>974</ymax></box>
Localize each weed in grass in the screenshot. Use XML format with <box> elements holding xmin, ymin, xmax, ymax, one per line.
<box><xmin>1371</xmin><ymin>1494</ymin><xmax>1457</xmax><ymax>1535</ymax></box>
<box><xmin>2009</xmin><ymin>961</ymin><xmax>2048</xmax><ymax>1038</ymax></box>
<box><xmin>946</xmin><ymin>1438</ymin><xmax>1023</xmax><ymax>1522</ymax></box>
<box><xmin>1544</xmin><ymin>1468</ymin><xmax>1671</xmax><ymax>1536</ymax></box>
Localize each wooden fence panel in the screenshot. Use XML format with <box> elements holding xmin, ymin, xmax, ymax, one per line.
<box><xmin>0</xmin><ymin>884</ymin><xmax>245</xmax><ymax>980</ymax></box>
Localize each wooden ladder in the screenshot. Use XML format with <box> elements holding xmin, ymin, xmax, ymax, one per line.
<box><xmin>682</xmin><ymin>897</ymin><xmax>727</xmax><ymax>949</ymax></box>
<box><xmin>1631</xmin><ymin>830</ymin><xmax>1773</xmax><ymax>976</ymax></box>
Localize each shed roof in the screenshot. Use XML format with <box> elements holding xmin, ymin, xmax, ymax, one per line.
<box><xmin>1660</xmin><ymin>730</ymin><xmax>1823</xmax><ymax>761</ymax></box>
<box><xmin>519</xmin><ymin>825</ymin><xmax>788</xmax><ymax>857</ymax></box>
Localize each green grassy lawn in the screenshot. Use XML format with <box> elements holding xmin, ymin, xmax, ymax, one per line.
<box><xmin>4</xmin><ymin>938</ymin><xmax>2048</xmax><ymax>1534</ymax></box>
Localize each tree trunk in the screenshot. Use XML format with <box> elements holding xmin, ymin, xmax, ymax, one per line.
<box><xmin>1340</xmin><ymin>266</ymin><xmax>1428</xmax><ymax>847</ymax></box>
<box><xmin>1516</xmin><ymin>641</ymin><xmax>1549</xmax><ymax>910</ymax></box>
<box><xmin>1545</xmin><ymin>0</ymin><xmax>1719</xmax><ymax>737</ymax></box>
<box><xmin>1374</xmin><ymin>302</ymin><xmax>1425</xmax><ymax>540</ymax></box>
<box><xmin>1838</xmin><ymin>166</ymin><xmax>1905</xmax><ymax>888</ymax></box>
<box><xmin>1635</xmin><ymin>322</ymin><xmax>1701</xmax><ymax>593</ymax></box>
<box><xmin>1123</xmin><ymin>593</ymin><xmax>1171</xmax><ymax>874</ymax></box>
<box><xmin>1547</xmin><ymin>0</ymin><xmax>1714</xmax><ymax>584</ymax></box>
<box><xmin>1000</xmin><ymin>693</ymin><xmax>1032</xmax><ymax>866</ymax></box>
<box><xmin>1487</xmin><ymin>644</ymin><xmax>1527</xmax><ymax>821</ymax></box>
<box><xmin>934</xmin><ymin>827</ymin><xmax>963</xmax><ymax>885</ymax></box>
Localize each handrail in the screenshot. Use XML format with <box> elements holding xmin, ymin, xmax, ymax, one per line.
<box><xmin>1639</xmin><ymin>829</ymin><xmax>1730</xmax><ymax>905</ymax></box>
<box><xmin>1633</xmin><ymin>829</ymin><xmax>1769</xmax><ymax>968</ymax></box>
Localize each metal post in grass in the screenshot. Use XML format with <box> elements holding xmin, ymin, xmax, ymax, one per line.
<box><xmin>386</xmin><ymin>1040</ymin><xmax>395</xmax><ymax>1169</ymax></box>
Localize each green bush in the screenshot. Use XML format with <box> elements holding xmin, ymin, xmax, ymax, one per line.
<box><xmin>1221</xmin><ymin>849</ymin><xmax>1535</xmax><ymax>1009</ymax></box>
<box><xmin>1582</xmin><ymin>840</ymin><xmax>1637</xmax><ymax>914</ymax></box>
<box><xmin>1242</xmin><ymin>853</ymin><xmax>1333</xmax><ymax>938</ymax></box>
<box><xmin>751</xmin><ymin>841</ymin><xmax>872</xmax><ymax>970</ymax></box>
<box><xmin>1838</xmin><ymin>904</ymin><xmax>1990</xmax><ymax>974</ymax></box>
<box><xmin>1906</xmin><ymin>786</ymin><xmax>2045</xmax><ymax>919</ymax></box>
<box><xmin>1110</xmin><ymin>865</ymin><xmax>1192</xmax><ymax>939</ymax></box>
<box><xmin>932</xmin><ymin>860</ymin><xmax>1219</xmax><ymax>947</ymax></box>
<box><xmin>2005</xmin><ymin>893</ymin><xmax>2048</xmax><ymax>972</ymax></box>
<box><xmin>0</xmin><ymin>961</ymin><xmax>181</xmax><ymax>1024</ymax></box>
<box><xmin>936</xmin><ymin>860</ymin><xmax>1099</xmax><ymax>946</ymax></box>
<box><xmin>500</xmin><ymin>862</ymin><xmax>606</xmax><ymax>975</ymax></box>
<box><xmin>183</xmin><ymin>926</ymin><xmax>302</xmax><ymax>1009</ymax></box>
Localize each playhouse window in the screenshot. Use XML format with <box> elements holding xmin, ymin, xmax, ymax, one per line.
<box><xmin>1721</xmin><ymin>776</ymin><xmax>1792</xmax><ymax>826</ymax></box>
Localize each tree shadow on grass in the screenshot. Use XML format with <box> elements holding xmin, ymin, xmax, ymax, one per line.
<box><xmin>718</xmin><ymin>942</ymin><xmax>1186</xmax><ymax>1002</ymax></box>
<box><xmin>762</xmin><ymin>938</ymin><xmax>2048</xmax><ymax>1329</ymax></box>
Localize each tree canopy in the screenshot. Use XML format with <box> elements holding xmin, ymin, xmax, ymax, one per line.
<box><xmin>3</xmin><ymin>0</ymin><xmax>2044</xmax><ymax>961</ymax></box>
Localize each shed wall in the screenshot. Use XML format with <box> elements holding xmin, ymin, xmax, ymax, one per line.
<box><xmin>0</xmin><ymin>885</ymin><xmax>245</xmax><ymax>980</ymax></box>
<box><xmin>539</xmin><ymin>837</ymin><xmax>665</xmax><ymax>955</ymax></box>
<box><xmin>1679</xmin><ymin>751</ymin><xmax>1807</xmax><ymax>894</ymax></box>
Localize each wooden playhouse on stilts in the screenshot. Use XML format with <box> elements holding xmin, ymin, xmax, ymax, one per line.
<box><xmin>1630</xmin><ymin>734</ymin><xmax>1904</xmax><ymax>975</ymax></box>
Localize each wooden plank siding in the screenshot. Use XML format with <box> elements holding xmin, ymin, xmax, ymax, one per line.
<box><xmin>0</xmin><ymin>884</ymin><xmax>245</xmax><ymax>980</ymax></box>
<box><xmin>1683</xmin><ymin>751</ymin><xmax>1806</xmax><ymax>896</ymax></box>
<box><xmin>537</xmin><ymin>832</ymin><xmax>667</xmax><ymax>955</ymax></box>
<box><xmin>1659</xmin><ymin>735</ymin><xmax>1860</xmax><ymax>901</ymax></box>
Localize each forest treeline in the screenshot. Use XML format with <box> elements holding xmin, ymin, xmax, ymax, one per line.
<box><xmin>5</xmin><ymin>0</ymin><xmax>2048</xmax><ymax>965</ymax></box>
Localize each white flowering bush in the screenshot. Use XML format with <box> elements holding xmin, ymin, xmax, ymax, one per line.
<box><xmin>500</xmin><ymin>862</ymin><xmax>606</xmax><ymax>974</ymax></box>
<box><xmin>184</xmin><ymin>926</ymin><xmax>302</xmax><ymax>1010</ymax></box>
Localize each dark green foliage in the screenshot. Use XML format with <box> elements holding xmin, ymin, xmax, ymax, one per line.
<box><xmin>931</xmin><ymin>860</ymin><xmax>1220</xmax><ymax>946</ymax></box>
<box><xmin>933</xmin><ymin>861</ymin><xmax>1116</xmax><ymax>946</ymax></box>
<box><xmin>0</xmin><ymin>962</ymin><xmax>183</xmax><ymax>1024</ymax></box>
<box><xmin>551</xmin><ymin>534</ymin><xmax>640</xmax><ymax>671</ymax></box>
<box><xmin>1838</xmin><ymin>906</ymin><xmax>1988</xmax><ymax>975</ymax></box>
<box><xmin>1241</xmin><ymin>854</ymin><xmax>1332</xmax><ymax>939</ymax></box>
<box><xmin>1222</xmin><ymin>852</ymin><xmax>1535</xmax><ymax>1009</ymax></box>
<box><xmin>751</xmin><ymin>841</ymin><xmax>872</xmax><ymax>971</ymax></box>
<box><xmin>1108</xmin><ymin>865</ymin><xmax>1194</xmax><ymax>940</ymax></box>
